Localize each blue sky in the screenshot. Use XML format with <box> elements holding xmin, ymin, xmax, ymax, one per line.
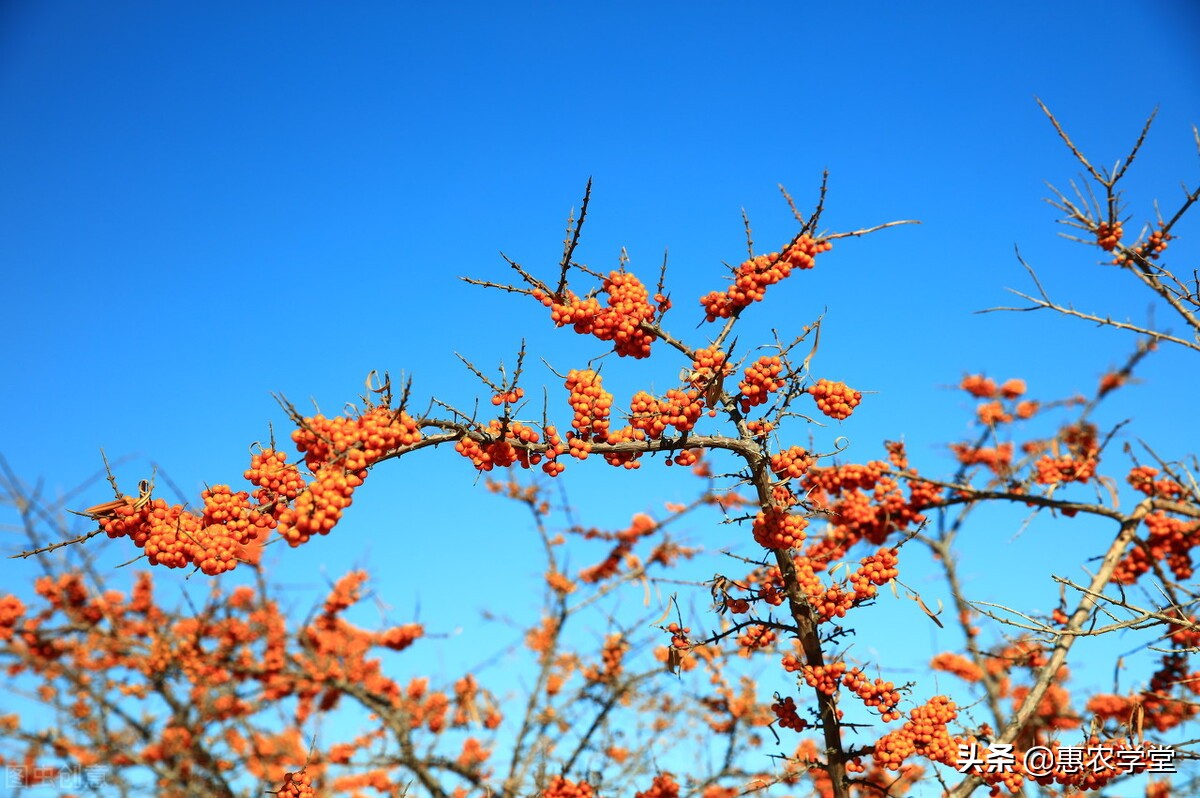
<box><xmin>2</xmin><ymin>1</ymin><xmax>1199</xmax><ymax>793</ymax></box>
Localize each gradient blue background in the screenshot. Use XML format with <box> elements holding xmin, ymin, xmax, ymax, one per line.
<box><xmin>2</xmin><ymin>2</ymin><xmax>1198</xmax><ymax>794</ymax></box>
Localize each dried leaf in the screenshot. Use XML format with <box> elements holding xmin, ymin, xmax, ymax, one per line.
<box><xmin>650</xmin><ymin>594</ymin><xmax>677</xmax><ymax>628</ymax></box>
<box><xmin>666</xmin><ymin>646</ymin><xmax>684</xmax><ymax>676</ymax></box>
<box><xmin>913</xmin><ymin>594</ymin><xmax>944</xmax><ymax>628</ymax></box>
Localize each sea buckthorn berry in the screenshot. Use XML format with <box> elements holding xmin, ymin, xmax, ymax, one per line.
<box><xmin>244</xmin><ymin>448</ymin><xmax>305</xmax><ymax>505</ymax></box>
<box><xmin>630</xmin><ymin>388</ymin><xmax>704</xmax><ymax>439</ymax></box>
<box><xmin>270</xmin><ymin>769</ymin><xmax>315</xmax><ymax>798</ymax></box>
<box><xmin>1033</xmin><ymin>454</ymin><xmax>1097</xmax><ymax>486</ymax></box>
<box><xmin>490</xmin><ymin>387</ymin><xmax>525</xmax><ymax>406</ymax></box>
<box><xmin>378</xmin><ymin>623</ymin><xmax>424</xmax><ymax>651</ymax></box>
<box><xmin>666</xmin><ymin>622</ymin><xmax>691</xmax><ymax>649</ymax></box>
<box><xmin>739</xmin><ymin>355</ymin><xmax>786</xmax><ymax>412</ymax></box>
<box><xmin>565</xmin><ymin>369</ymin><xmax>612</xmax><ymax>443</ymax></box>
<box><xmin>976</xmin><ymin>401</ymin><xmax>1012</xmax><ymax>426</ymax></box>
<box><xmin>745</xmin><ymin>420</ymin><xmax>774</xmax><ymax>439</ymax></box>
<box><xmin>601</xmin><ymin>425</ymin><xmax>646</xmax><ymax>469</ymax></box>
<box><xmin>540</xmin><ymin>271</ymin><xmax>658</xmax><ymax>358</ymax></box>
<box><xmin>752</xmin><ymin>508</ymin><xmax>808</xmax><ymax>550</ymax></box>
<box><xmin>771</xmin><ymin>695</ymin><xmax>807</xmax><ymax>731</ymax></box>
<box><xmin>635</xmin><ymin>773</ymin><xmax>680</xmax><ymax>798</ymax></box>
<box><xmin>292</xmin><ymin>407</ymin><xmax>421</xmax><ymax>473</ymax></box>
<box><xmin>999</xmin><ymin>378</ymin><xmax>1026</xmax><ymax>399</ymax></box>
<box><xmin>800</xmin><ymin>662</ymin><xmax>846</xmax><ymax>695</ymax></box>
<box><xmin>808</xmin><ymin>378</ymin><xmax>862</xmax><ymax>420</ymax></box>
<box><xmin>930</xmin><ymin>652</ymin><xmax>984</xmax><ymax>683</ymax></box>
<box><xmin>736</xmin><ymin>623</ymin><xmax>776</xmax><ymax>656</ymax></box>
<box><xmin>1094</xmin><ymin>220</ymin><xmax>1123</xmax><ymax>251</ymax></box>
<box><xmin>542</xmin><ymin>775</ymin><xmax>595</xmax><ymax>798</ymax></box>
<box><xmin>1127</xmin><ymin>465</ymin><xmax>1184</xmax><ymax>499</ymax></box>
<box><xmin>699</xmin><ymin>235</ymin><xmax>831</xmax><ymax>322</ymax></box>
<box><xmin>454</xmin><ymin>419</ymin><xmax>543</xmax><ymax>472</ymax></box>
<box><xmin>770</xmin><ymin>446</ymin><xmax>815</xmax><ymax>480</ymax></box>
<box><xmin>670</xmin><ymin>448</ymin><xmax>700</xmax><ymax>467</ymax></box>
<box><xmin>850</xmin><ymin>548</ymin><xmax>900</xmax><ymax>600</ymax></box>
<box><xmin>566</xmin><ymin>433</ymin><xmax>592</xmax><ymax>461</ymax></box>
<box><xmin>843</xmin><ymin>668</ymin><xmax>902</xmax><ymax>721</ymax></box>
<box><xmin>1097</xmin><ymin>371</ymin><xmax>1126</xmax><ymax>396</ymax></box>
<box><xmin>960</xmin><ymin>374</ymin><xmax>997</xmax><ymax>399</ymax></box>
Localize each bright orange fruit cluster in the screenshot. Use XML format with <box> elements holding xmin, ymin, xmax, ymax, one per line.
<box><xmin>751</xmin><ymin>507</ymin><xmax>808</xmax><ymax>550</ymax></box>
<box><xmin>629</xmin><ymin>388</ymin><xmax>704</xmax><ymax>438</ymax></box>
<box><xmin>455</xmin><ymin>419</ymin><xmax>542</xmax><ymax>471</ymax></box>
<box><xmin>634</xmin><ymin>773</ymin><xmax>681</xmax><ymax>798</ymax></box>
<box><xmin>843</xmin><ymin>668</ymin><xmax>902</xmax><ymax>722</ymax></box>
<box><xmin>541</xmin><ymin>775</ymin><xmax>596</xmax><ymax>798</ymax></box>
<box><xmin>808</xmin><ymin>378</ymin><xmax>862</xmax><ymax>420</ymax></box>
<box><xmin>738</xmin><ymin>355</ymin><xmax>785</xmax><ymax>412</ymax></box>
<box><xmin>533</xmin><ymin>269</ymin><xmax>658</xmax><ymax>358</ymax></box>
<box><xmin>770</xmin><ymin>446</ymin><xmax>815</xmax><ymax>480</ymax></box>
<box><xmin>771</xmin><ymin>695</ymin><xmax>807</xmax><ymax>731</ymax></box>
<box><xmin>565</xmin><ymin>369</ymin><xmax>612</xmax><ymax>444</ymax></box>
<box><xmin>1094</xmin><ymin>220</ymin><xmax>1123</xmax><ymax>251</ymax></box>
<box><xmin>699</xmin><ymin>235</ymin><xmax>831</xmax><ymax>322</ymax></box>
<box><xmin>872</xmin><ymin>696</ymin><xmax>960</xmax><ymax>771</ymax></box>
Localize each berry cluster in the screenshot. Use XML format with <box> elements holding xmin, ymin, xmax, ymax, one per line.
<box><xmin>688</xmin><ymin>346</ymin><xmax>732</xmax><ymax>408</ymax></box>
<box><xmin>1033</xmin><ymin>454</ymin><xmax>1097</xmax><ymax>485</ymax></box>
<box><xmin>276</xmin><ymin>466</ymin><xmax>359</xmax><ymax>547</ymax></box>
<box><xmin>583</xmin><ymin>632</ymin><xmax>629</xmax><ymax>682</ymax></box>
<box><xmin>976</xmin><ymin>401</ymin><xmax>1013</xmax><ymax>426</ymax></box>
<box><xmin>634</xmin><ymin>773</ymin><xmax>680</xmax><ymax>798</ymax></box>
<box><xmin>842</xmin><ymin>668</ymin><xmax>902</xmax><ymax>721</ymax></box>
<box><xmin>378</xmin><ymin>623</ymin><xmax>424</xmax><ymax>651</ymax></box>
<box><xmin>491</xmin><ymin>387</ymin><xmax>524</xmax><ymax>405</ymax></box>
<box><xmin>667</xmin><ymin>448</ymin><xmax>701</xmax><ymax>467</ymax></box>
<box><xmin>770</xmin><ymin>446</ymin><xmax>815</xmax><ymax>480</ymax></box>
<box><xmin>101</xmin><ymin>494</ymin><xmax>263</xmax><ymax>576</ymax></box>
<box><xmin>1127</xmin><ymin>465</ymin><xmax>1184</xmax><ymax>499</ymax></box>
<box><xmin>532</xmin><ymin>269</ymin><xmax>658</xmax><ymax>358</ymax></box>
<box><xmin>542</xmin><ymin>775</ymin><xmax>595</xmax><ymax>798</ymax></box>
<box><xmin>268</xmin><ymin>770</ymin><xmax>315</xmax><ymax>798</ymax></box>
<box><xmin>800</xmin><ymin>662</ymin><xmax>847</xmax><ymax>695</ymax></box>
<box><xmin>629</xmin><ymin>388</ymin><xmax>704</xmax><ymax>439</ymax></box>
<box><xmin>960</xmin><ymin>374</ymin><xmax>998</xmax><ymax>398</ymax></box>
<box><xmin>1094</xmin><ymin>220</ymin><xmax>1123</xmax><ymax>251</ymax></box>
<box><xmin>789</xmin><ymin>559</ymin><xmax>855</xmax><ymax>621</ymax></box>
<box><xmin>541</xmin><ymin>425</ymin><xmax>567</xmax><ymax>476</ymax></box>
<box><xmin>929</xmin><ymin>652</ymin><xmax>984</xmax><ymax>683</ymax></box>
<box><xmin>244</xmin><ymin>449</ymin><xmax>305</xmax><ymax>505</ymax></box>
<box><xmin>1113</xmin><ymin>511</ymin><xmax>1200</xmax><ymax>583</ymax></box>
<box><xmin>745</xmin><ymin>419</ymin><xmax>774</xmax><ymax>439</ymax></box>
<box><xmin>736</xmin><ymin>623</ymin><xmax>776</xmax><ymax>655</ymax></box>
<box><xmin>699</xmin><ymin>235</ymin><xmax>831</xmax><ymax>322</ymax></box>
<box><xmin>1114</xmin><ymin>222</ymin><xmax>1171</xmax><ymax>265</ymax></box>
<box><xmin>751</xmin><ymin>508</ymin><xmax>808</xmax><ymax>550</ymax></box>
<box><xmin>808</xmin><ymin>378</ymin><xmax>862</xmax><ymax>420</ymax></box>
<box><xmin>600</xmin><ymin>424</ymin><xmax>647</xmax><ymax>470</ymax></box>
<box><xmin>850</xmin><ymin>548</ymin><xmax>899</xmax><ymax>600</ymax></box>
<box><xmin>872</xmin><ymin>696</ymin><xmax>960</xmax><ymax>771</ymax></box>
<box><xmin>771</xmin><ymin>695</ymin><xmax>807</xmax><ymax>731</ymax></box>
<box><xmin>292</xmin><ymin>406</ymin><xmax>422</xmax><ymax>473</ymax></box>
<box><xmin>455</xmin><ymin>419</ymin><xmax>543</xmax><ymax>472</ymax></box>
<box><xmin>950</xmin><ymin>442</ymin><xmax>1014</xmax><ymax>475</ymax></box>
<box><xmin>1098</xmin><ymin>371</ymin><xmax>1126</xmax><ymax>395</ymax></box>
<box><xmin>598</xmin><ymin>270</ymin><xmax>658</xmax><ymax>358</ymax></box>
<box><xmin>565</xmin><ymin>369</ymin><xmax>612</xmax><ymax>444</ymax></box>
<box><xmin>666</xmin><ymin>622</ymin><xmax>691</xmax><ymax>649</ymax></box>
<box><xmin>738</xmin><ymin>355</ymin><xmax>785</xmax><ymax>412</ymax></box>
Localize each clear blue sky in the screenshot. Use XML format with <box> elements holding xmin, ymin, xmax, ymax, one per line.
<box><xmin>2</xmin><ymin>2</ymin><xmax>1198</xmax><ymax>793</ymax></box>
